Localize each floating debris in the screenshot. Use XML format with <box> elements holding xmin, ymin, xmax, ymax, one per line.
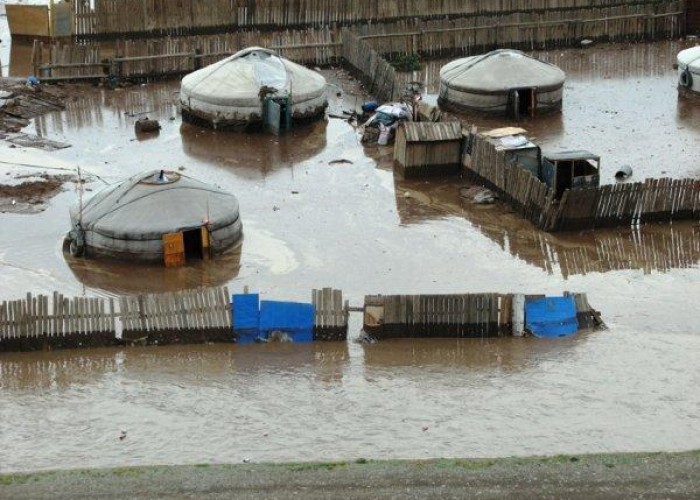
<box><xmin>134</xmin><ymin>117</ymin><xmax>161</xmax><ymax>134</ymax></box>
<box><xmin>6</xmin><ymin>133</ymin><xmax>71</xmax><ymax>151</ymax></box>
<box><xmin>615</xmin><ymin>165</ymin><xmax>633</xmax><ymax>180</ymax></box>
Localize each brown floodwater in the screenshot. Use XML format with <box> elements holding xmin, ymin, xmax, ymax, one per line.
<box><xmin>1</xmin><ymin>39</ymin><xmax>700</xmax><ymax>473</ymax></box>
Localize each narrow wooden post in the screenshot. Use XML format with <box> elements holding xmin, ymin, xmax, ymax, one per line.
<box><xmin>194</xmin><ymin>47</ymin><xmax>202</xmax><ymax>70</ymax></box>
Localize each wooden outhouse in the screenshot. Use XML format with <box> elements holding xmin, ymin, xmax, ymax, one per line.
<box><xmin>394</xmin><ymin>121</ymin><xmax>463</xmax><ymax>178</ymax></box>
<box><xmin>541</xmin><ymin>150</ymin><xmax>600</xmax><ymax>200</ymax></box>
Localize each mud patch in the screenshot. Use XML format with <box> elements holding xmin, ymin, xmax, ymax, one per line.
<box><xmin>0</xmin><ymin>173</ymin><xmax>72</xmax><ymax>213</ymax></box>
<box><xmin>6</xmin><ymin>133</ymin><xmax>71</xmax><ymax>151</ymax></box>
<box><xmin>0</xmin><ymin>81</ymin><xmax>67</xmax><ymax>133</ymax></box>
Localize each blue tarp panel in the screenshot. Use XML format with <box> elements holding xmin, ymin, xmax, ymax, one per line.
<box><xmin>235</xmin><ymin>328</ymin><xmax>259</xmax><ymax>345</ymax></box>
<box><xmin>525</xmin><ymin>296</ymin><xmax>579</xmax><ymax>338</ymax></box>
<box><xmin>259</xmin><ymin>300</ymin><xmax>315</xmax><ymax>343</ymax></box>
<box><xmin>233</xmin><ymin>294</ymin><xmax>260</xmax><ymax>344</ymax></box>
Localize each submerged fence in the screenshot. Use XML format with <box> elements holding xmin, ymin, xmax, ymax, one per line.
<box><xmin>0</xmin><ymin>287</ymin><xmax>348</xmax><ymax>352</ymax></box>
<box><xmin>363</xmin><ymin>292</ymin><xmax>599</xmax><ymax>340</ymax></box>
<box><xmin>0</xmin><ymin>293</ymin><xmax>117</xmax><ymax>351</ymax></box>
<box><xmin>466</xmin><ymin>134</ymin><xmax>700</xmax><ymax>232</ymax></box>
<box><xmin>312</xmin><ymin>288</ymin><xmax>349</xmax><ymax>341</ymax></box>
<box><xmin>120</xmin><ymin>287</ymin><xmax>232</xmax><ymax>344</ymax></box>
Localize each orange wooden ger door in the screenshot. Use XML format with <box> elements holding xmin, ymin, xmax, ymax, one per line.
<box><xmin>162</xmin><ymin>232</ymin><xmax>185</xmax><ymax>267</ymax></box>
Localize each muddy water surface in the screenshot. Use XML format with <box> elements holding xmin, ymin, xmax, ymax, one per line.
<box><xmin>415</xmin><ymin>40</ymin><xmax>700</xmax><ymax>182</ymax></box>
<box><xmin>1</xmin><ymin>40</ymin><xmax>700</xmax><ymax>472</ymax></box>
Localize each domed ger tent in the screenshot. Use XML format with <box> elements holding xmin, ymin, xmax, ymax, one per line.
<box><xmin>65</xmin><ymin>170</ymin><xmax>242</xmax><ymax>267</ymax></box>
<box><xmin>179</xmin><ymin>47</ymin><xmax>328</xmax><ymax>132</ymax></box>
<box><xmin>439</xmin><ymin>49</ymin><xmax>566</xmax><ymax>119</ymax></box>
<box><xmin>677</xmin><ymin>46</ymin><xmax>700</xmax><ymax>95</ymax></box>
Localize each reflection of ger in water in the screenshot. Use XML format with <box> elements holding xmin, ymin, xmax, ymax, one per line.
<box><xmin>394</xmin><ymin>177</ymin><xmax>700</xmax><ymax>278</ymax></box>
<box><xmin>179</xmin><ymin>119</ymin><xmax>327</xmax><ymax>179</ymax></box>
<box><xmin>65</xmin><ymin>246</ymin><xmax>242</xmax><ymax>296</ymax></box>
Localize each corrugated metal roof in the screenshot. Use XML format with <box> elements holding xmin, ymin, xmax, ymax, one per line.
<box><xmin>403</xmin><ymin>121</ymin><xmax>462</xmax><ymax>142</ymax></box>
<box><xmin>485</xmin><ymin>134</ymin><xmax>537</xmax><ymax>151</ymax></box>
<box><xmin>544</xmin><ymin>150</ymin><xmax>600</xmax><ymax>162</ymax></box>
<box><xmin>482</xmin><ymin>126</ymin><xmax>528</xmax><ymax>138</ymax></box>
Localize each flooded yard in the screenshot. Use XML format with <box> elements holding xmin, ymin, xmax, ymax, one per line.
<box><xmin>1</xmin><ymin>38</ymin><xmax>699</xmax><ymax>472</ymax></box>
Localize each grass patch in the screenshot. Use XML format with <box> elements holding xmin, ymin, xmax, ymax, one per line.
<box><xmin>543</xmin><ymin>455</ymin><xmax>580</xmax><ymax>464</ymax></box>
<box><xmin>434</xmin><ymin>459</ymin><xmax>496</xmax><ymax>470</ymax></box>
<box><xmin>389</xmin><ymin>53</ymin><xmax>422</xmax><ymax>72</ymax></box>
<box><xmin>111</xmin><ymin>467</ymin><xmax>145</xmax><ymax>477</ymax></box>
<box><xmin>287</xmin><ymin>461</ymin><xmax>347</xmax><ymax>472</ymax></box>
<box><xmin>0</xmin><ymin>474</ymin><xmax>31</xmax><ymax>485</ymax></box>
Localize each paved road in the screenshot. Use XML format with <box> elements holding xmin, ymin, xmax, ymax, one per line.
<box><xmin>2</xmin><ymin>451</ymin><xmax>699</xmax><ymax>499</ymax></box>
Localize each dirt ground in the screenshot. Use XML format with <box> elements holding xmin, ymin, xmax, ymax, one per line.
<box><xmin>0</xmin><ymin>172</ymin><xmax>72</xmax><ymax>213</ymax></box>
<box><xmin>1</xmin><ymin>451</ymin><xmax>699</xmax><ymax>499</ymax></box>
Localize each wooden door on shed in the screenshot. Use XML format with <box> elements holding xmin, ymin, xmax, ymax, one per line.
<box><xmin>163</xmin><ymin>231</ymin><xmax>185</xmax><ymax>267</ymax></box>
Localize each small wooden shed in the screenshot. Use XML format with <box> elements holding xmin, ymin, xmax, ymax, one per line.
<box><xmin>394</xmin><ymin>121</ymin><xmax>463</xmax><ymax>178</ymax></box>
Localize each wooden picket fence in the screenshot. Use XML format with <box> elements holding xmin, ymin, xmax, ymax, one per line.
<box><xmin>312</xmin><ymin>288</ymin><xmax>348</xmax><ymax>341</ymax></box>
<box><xmin>119</xmin><ymin>286</ymin><xmax>232</xmax><ymax>343</ymax></box>
<box><xmin>466</xmin><ymin>133</ymin><xmax>700</xmax><ymax>232</ymax></box>
<box><xmin>467</xmin><ymin>134</ymin><xmax>557</xmax><ymax>229</ymax></box>
<box><xmin>0</xmin><ymin>286</ymin><xmax>350</xmax><ymax>351</ymax></box>
<box><xmin>0</xmin><ymin>293</ymin><xmax>117</xmax><ymax>351</ymax></box>
<box><xmin>364</xmin><ymin>293</ymin><xmax>504</xmax><ymax>339</ymax></box>
<box><xmin>353</xmin><ymin>4</ymin><xmax>683</xmax><ymax>57</ymax></box>
<box><xmin>363</xmin><ymin>292</ymin><xmax>599</xmax><ymax>339</ymax></box>
<box><xmin>0</xmin><ymin>292</ymin><xmax>115</xmax><ymax>338</ymax></box>
<box><xmin>550</xmin><ymin>178</ymin><xmax>700</xmax><ymax>231</ymax></box>
<box><xmin>31</xmin><ymin>27</ymin><xmax>340</xmax><ymax>81</ymax></box>
<box><xmin>31</xmin><ymin>1</ymin><xmax>683</xmax><ymax>81</ymax></box>
<box><xmin>68</xmin><ymin>0</ymin><xmax>682</xmax><ymax>39</ymax></box>
<box><xmin>341</xmin><ymin>30</ymin><xmax>402</xmax><ymax>103</ymax></box>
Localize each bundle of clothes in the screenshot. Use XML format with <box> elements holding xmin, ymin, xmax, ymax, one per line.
<box><xmin>360</xmin><ymin>102</ymin><xmax>413</xmax><ymax>145</ymax></box>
